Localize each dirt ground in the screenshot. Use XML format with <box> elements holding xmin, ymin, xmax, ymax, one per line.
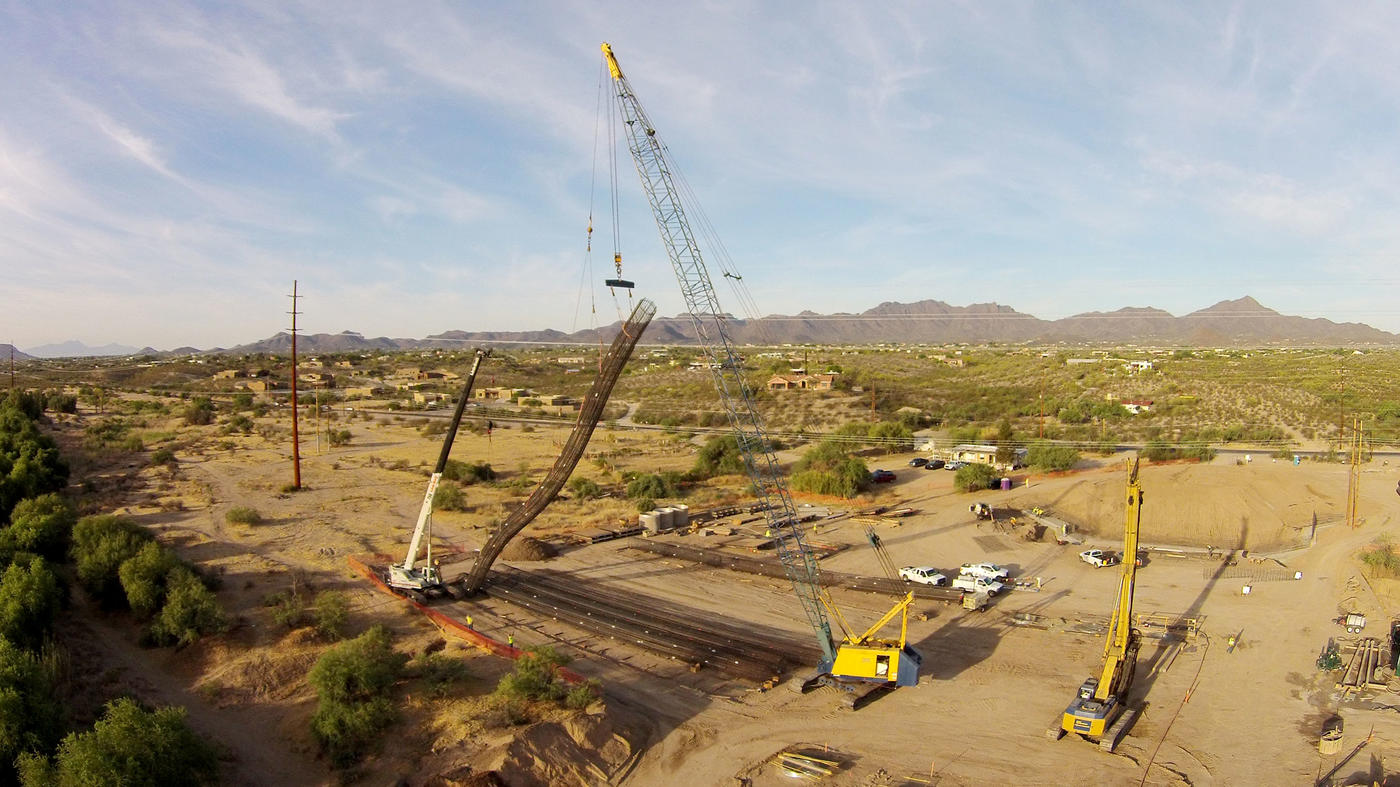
<box><xmin>54</xmin><ymin>406</ymin><xmax>1400</xmax><ymax>785</ymax></box>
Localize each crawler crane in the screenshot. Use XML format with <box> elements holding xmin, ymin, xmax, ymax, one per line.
<box><xmin>385</xmin><ymin>349</ymin><xmax>489</xmax><ymax>601</ymax></box>
<box><xmin>600</xmin><ymin>43</ymin><xmax>920</xmax><ymax>704</ymax></box>
<box><xmin>1050</xmin><ymin>457</ymin><xmax>1144</xmax><ymax>751</ymax></box>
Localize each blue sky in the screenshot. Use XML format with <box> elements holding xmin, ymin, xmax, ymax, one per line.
<box><xmin>4</xmin><ymin>1</ymin><xmax>1400</xmax><ymax>349</ymax></box>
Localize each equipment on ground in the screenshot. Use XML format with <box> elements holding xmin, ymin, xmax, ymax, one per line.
<box><xmin>1050</xmin><ymin>458</ymin><xmax>1144</xmax><ymax>751</ymax></box>
<box><xmin>971</xmin><ymin>502</ymin><xmax>993</xmax><ymax>520</ymax></box>
<box><xmin>385</xmin><ymin>349</ymin><xmax>490</xmax><ymax>601</ymax></box>
<box><xmin>601</xmin><ymin>43</ymin><xmax>920</xmax><ymax>704</ymax></box>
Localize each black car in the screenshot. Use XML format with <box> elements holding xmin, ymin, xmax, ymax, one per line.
<box><xmin>908</xmin><ymin>457</ymin><xmax>928</xmax><ymax>467</ymax></box>
<box><xmin>924</xmin><ymin>459</ymin><xmax>946</xmax><ymax>470</ymax></box>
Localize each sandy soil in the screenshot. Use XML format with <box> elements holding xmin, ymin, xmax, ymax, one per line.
<box><xmin>51</xmin><ymin>407</ymin><xmax>1400</xmax><ymax>785</ymax></box>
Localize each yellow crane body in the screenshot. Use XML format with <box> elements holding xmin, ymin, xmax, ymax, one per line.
<box><xmin>1059</xmin><ymin>458</ymin><xmax>1144</xmax><ymax>748</ymax></box>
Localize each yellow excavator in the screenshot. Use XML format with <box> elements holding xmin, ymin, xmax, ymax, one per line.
<box><xmin>1050</xmin><ymin>457</ymin><xmax>1144</xmax><ymax>752</ymax></box>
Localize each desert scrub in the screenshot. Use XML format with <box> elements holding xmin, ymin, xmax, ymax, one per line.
<box><xmin>225</xmin><ymin>506</ymin><xmax>262</xmax><ymax>526</ymax></box>
<box><xmin>309</xmin><ymin>625</ymin><xmax>407</xmax><ymax>767</ymax></box>
<box><xmin>1360</xmin><ymin>542</ymin><xmax>1400</xmax><ymax>578</ymax></box>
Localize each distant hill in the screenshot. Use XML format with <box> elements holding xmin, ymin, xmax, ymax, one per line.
<box><xmin>0</xmin><ymin>344</ymin><xmax>32</xmax><ymax>360</ymax></box>
<box><xmin>45</xmin><ymin>296</ymin><xmax>1400</xmax><ymax>357</ymax></box>
<box><xmin>24</xmin><ymin>340</ymin><xmax>141</xmax><ymax>358</ymax></box>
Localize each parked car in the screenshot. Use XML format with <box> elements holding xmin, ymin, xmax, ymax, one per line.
<box><xmin>1079</xmin><ymin>549</ymin><xmax>1119</xmax><ymax>568</ymax></box>
<box><xmin>908</xmin><ymin>457</ymin><xmax>928</xmax><ymax>467</ymax></box>
<box><xmin>945</xmin><ymin>460</ymin><xmax>966</xmax><ymax>471</ymax></box>
<box><xmin>924</xmin><ymin>459</ymin><xmax>946</xmax><ymax>470</ymax></box>
<box><xmin>871</xmin><ymin>469</ymin><xmax>896</xmax><ymax>483</ymax></box>
<box><xmin>959</xmin><ymin>562</ymin><xmax>1011</xmax><ymax>580</ymax></box>
<box><xmin>952</xmin><ymin>575</ymin><xmax>1005</xmax><ymax>596</ymax></box>
<box><xmin>898</xmin><ymin>566</ymin><xmax>948</xmax><ymax>586</ymax></box>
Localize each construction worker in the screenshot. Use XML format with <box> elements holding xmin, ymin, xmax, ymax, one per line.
<box><xmin>507</xmin><ymin>633</ymin><xmax>515</xmax><ymax>648</ymax></box>
<box><xmin>466</xmin><ymin>615</ymin><xmax>474</xmax><ymax>628</ymax></box>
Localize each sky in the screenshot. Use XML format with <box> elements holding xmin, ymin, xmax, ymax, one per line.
<box><xmin>4</xmin><ymin>1</ymin><xmax>1400</xmax><ymax>350</ymax></box>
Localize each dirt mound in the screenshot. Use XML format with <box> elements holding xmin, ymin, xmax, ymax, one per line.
<box><xmin>486</xmin><ymin>707</ymin><xmax>637</xmax><ymax>787</ymax></box>
<box><xmin>1032</xmin><ymin>461</ymin><xmax>1345</xmax><ymax>551</ymax></box>
<box><xmin>501</xmin><ymin>536</ymin><xmax>556</xmax><ymax>562</ymax></box>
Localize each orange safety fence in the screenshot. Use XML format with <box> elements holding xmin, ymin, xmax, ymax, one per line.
<box><xmin>346</xmin><ymin>554</ymin><xmax>585</xmax><ymax>685</ymax></box>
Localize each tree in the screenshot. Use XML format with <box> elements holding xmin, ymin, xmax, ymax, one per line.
<box><xmin>313</xmin><ymin>591</ymin><xmax>349</xmax><ymax>641</ymax></box>
<box><xmin>182</xmin><ymin>397</ymin><xmax>215</xmax><ymax>426</ymax></box>
<box><xmin>148</xmin><ymin>568</ymin><xmax>225</xmax><ymax>647</ymax></box>
<box><xmin>0</xmin><ymin>408</ymin><xmax>69</xmax><ymax>522</ymax></box>
<box><xmin>953</xmin><ymin>463</ymin><xmax>1000</xmax><ymax>493</ymax></box>
<box><xmin>25</xmin><ymin>698</ymin><xmax>218</xmax><ymax>786</ymax></box>
<box><xmin>691</xmin><ymin>435</ymin><xmax>745</xmax><ymax>478</ymax></box>
<box><xmin>566</xmin><ymin>477</ymin><xmax>602</xmax><ymax>500</ymax></box>
<box><xmin>0</xmin><ymin>637</ymin><xmax>65</xmax><ymax>783</ymax></box>
<box><xmin>1026</xmin><ymin>441</ymin><xmax>1080</xmax><ymax>472</ymax></box>
<box><xmin>308</xmin><ymin>625</ymin><xmax>406</xmax><ymax>766</ymax></box>
<box><xmin>868</xmin><ymin>421</ymin><xmax>914</xmax><ymax>453</ymax></box>
<box><xmin>71</xmin><ymin>515</ymin><xmax>150</xmax><ymax>604</ymax></box>
<box><xmin>0</xmin><ymin>556</ymin><xmax>63</xmax><ymax>650</ymax></box>
<box><xmin>2</xmin><ymin>492</ymin><xmax>76</xmax><ymax>561</ymax></box>
<box><xmin>790</xmin><ymin>440</ymin><xmax>870</xmax><ymax>498</ymax></box>
<box><xmin>118</xmin><ymin>542</ymin><xmax>181</xmax><ymax>619</ymax></box>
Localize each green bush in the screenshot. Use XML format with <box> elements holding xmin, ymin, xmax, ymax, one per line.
<box><xmin>150</xmin><ymin>447</ymin><xmax>176</xmax><ymax>467</ymax></box>
<box><xmin>266</xmin><ymin>590</ymin><xmax>307</xmax><ymax>629</ymax></box>
<box><xmin>182</xmin><ymin>398</ymin><xmax>215</xmax><ymax>426</ymax></box>
<box><xmin>1026</xmin><ymin>441</ymin><xmax>1080</xmax><ymax>472</ymax></box>
<box><xmin>148</xmin><ymin>568</ymin><xmax>225</xmax><ymax>647</ymax></box>
<box><xmin>625</xmin><ymin>473</ymin><xmax>678</xmax><ymax>501</ymax></box>
<box><xmin>118</xmin><ymin>435</ymin><xmax>145</xmax><ymax>452</ymax></box>
<box><xmin>0</xmin><ymin>407</ymin><xmax>70</xmax><ymax>522</ymax></box>
<box><xmin>308</xmin><ymin>625</ymin><xmax>407</xmax><ymax>767</ymax></box>
<box><xmin>231</xmin><ymin>393</ymin><xmax>254</xmax><ymax>410</ymax></box>
<box><xmin>118</xmin><ymin>542</ymin><xmax>181</xmax><ymax>619</ymax></box>
<box><xmin>22</xmin><ymin>698</ymin><xmax>218</xmax><ymax>786</ymax></box>
<box><xmin>329</xmin><ymin>429</ymin><xmax>352</xmax><ymax>447</ymax></box>
<box><xmin>1361</xmin><ymin>543</ymin><xmax>1400</xmax><ymax>578</ymax></box>
<box><xmin>953</xmin><ymin>463</ymin><xmax>1000</xmax><ymax>493</ymax></box>
<box><xmin>0</xmin><ymin>637</ymin><xmax>65</xmax><ymax>782</ymax></box>
<box><xmin>313</xmin><ymin>591</ymin><xmax>349</xmax><ymax>641</ymax></box>
<box><xmin>0</xmin><ymin>555</ymin><xmax>64</xmax><ymax>651</ymax></box>
<box><xmin>71</xmin><ymin>515</ymin><xmax>151</xmax><ymax>604</ymax></box>
<box><xmin>565</xmin><ymin>679</ymin><xmax>601</xmax><ymax>710</ymax></box>
<box><xmin>566</xmin><ymin>477</ymin><xmax>602</xmax><ymax>500</ymax></box>
<box><xmin>432</xmin><ymin>482</ymin><xmax>468</xmax><ymax>511</ymax></box>
<box><xmin>3</xmin><ymin>492</ymin><xmax>76</xmax><ymax>561</ymax></box>
<box><xmin>495</xmin><ymin>645</ymin><xmax>571</xmax><ymax>703</ymax></box>
<box><xmin>224</xmin><ymin>506</ymin><xmax>262</xmax><ymax>526</ymax></box>
<box><xmin>442</xmin><ymin>460</ymin><xmax>496</xmax><ymax>484</ymax></box>
<box><xmin>789</xmin><ymin>440</ymin><xmax>870</xmax><ymax>498</ymax></box>
<box><xmin>691</xmin><ymin>435</ymin><xmax>745</xmax><ymax>478</ymax></box>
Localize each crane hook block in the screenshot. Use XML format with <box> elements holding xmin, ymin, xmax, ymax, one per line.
<box><xmin>605</xmin><ymin>278</ymin><xmax>635</xmax><ymax>289</ymax></box>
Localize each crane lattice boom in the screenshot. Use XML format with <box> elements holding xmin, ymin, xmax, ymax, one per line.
<box><xmin>601</xmin><ymin>42</ymin><xmax>836</xmax><ymax>669</ymax></box>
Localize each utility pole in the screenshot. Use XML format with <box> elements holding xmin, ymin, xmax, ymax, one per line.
<box><xmin>1347</xmin><ymin>416</ymin><xmax>1363</xmax><ymax>528</ymax></box>
<box><xmin>288</xmin><ymin>281</ymin><xmax>302</xmax><ymax>490</ymax></box>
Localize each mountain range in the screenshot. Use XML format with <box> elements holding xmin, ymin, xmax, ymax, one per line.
<box><xmin>20</xmin><ymin>297</ymin><xmax>1400</xmax><ymax>357</ymax></box>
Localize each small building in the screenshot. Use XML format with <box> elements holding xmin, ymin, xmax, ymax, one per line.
<box><xmin>950</xmin><ymin>443</ymin><xmax>1027</xmax><ymax>472</ymax></box>
<box><xmin>475</xmin><ymin>387</ymin><xmax>527</xmax><ymax>401</ymax></box>
<box><xmin>343</xmin><ymin>386</ymin><xmax>387</xmax><ymax>399</ymax></box>
<box><xmin>213</xmin><ymin>369</ymin><xmax>246</xmax><ymax>380</ymax></box>
<box><xmin>943</xmin><ymin>358</ymin><xmax>966</xmax><ymax>368</ymax></box>
<box><xmin>417</xmin><ymin>369</ymin><xmax>460</xmax><ymax>381</ymax></box>
<box><xmin>767</xmin><ymin>373</ymin><xmax>837</xmax><ymax>391</ymax></box>
<box><xmin>334</xmin><ymin>360</ymin><xmax>355</xmax><ymax>369</ymax></box>
<box><xmin>1126</xmin><ymin>360</ymin><xmax>1154</xmax><ymax>372</ymax></box>
<box><xmin>556</xmin><ymin>356</ymin><xmax>587</xmax><ymax>365</ymax></box>
<box><xmin>237</xmin><ymin>379</ymin><xmax>276</xmax><ymax>392</ymax></box>
<box><xmin>413</xmin><ymin>391</ymin><xmax>446</xmax><ymax>404</ymax></box>
<box><xmin>300</xmin><ymin>372</ymin><xmax>336</xmax><ymax>388</ymax></box>
<box><xmin>1122</xmin><ymin>400</ymin><xmax>1154</xmax><ymax>414</ymax></box>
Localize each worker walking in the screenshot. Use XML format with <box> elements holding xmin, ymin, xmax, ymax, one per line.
<box><xmin>507</xmin><ymin>633</ymin><xmax>515</xmax><ymax>648</ymax></box>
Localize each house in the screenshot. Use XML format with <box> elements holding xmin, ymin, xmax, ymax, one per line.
<box><xmin>556</xmin><ymin>356</ymin><xmax>587</xmax><ymax>365</ymax></box>
<box><xmin>413</xmin><ymin>392</ymin><xmax>445</xmax><ymax>404</ymax></box>
<box><xmin>943</xmin><ymin>358</ymin><xmax>966</xmax><ymax>368</ymax></box>
<box><xmin>475</xmin><ymin>387</ymin><xmax>527</xmax><ymax>401</ymax></box>
<box><xmin>766</xmin><ymin>373</ymin><xmax>837</xmax><ymax>391</ymax></box>
<box><xmin>417</xmin><ymin>369</ymin><xmax>460</xmax><ymax>381</ymax></box>
<box><xmin>343</xmin><ymin>386</ymin><xmax>387</xmax><ymax>399</ymax></box>
<box><xmin>237</xmin><ymin>379</ymin><xmax>276</xmax><ymax>392</ymax></box>
<box><xmin>300</xmin><ymin>372</ymin><xmax>336</xmax><ymax>388</ymax></box>
<box><xmin>334</xmin><ymin>360</ymin><xmax>355</xmax><ymax>369</ymax></box>
<box><xmin>393</xmin><ymin>366</ymin><xmax>422</xmax><ymax>379</ymax></box>
<box><xmin>213</xmin><ymin>369</ymin><xmax>246</xmax><ymax>380</ymax></box>
<box><xmin>1126</xmin><ymin>360</ymin><xmax>1154</xmax><ymax>372</ymax></box>
<box><xmin>1122</xmin><ymin>400</ymin><xmax>1154</xmax><ymax>414</ymax></box>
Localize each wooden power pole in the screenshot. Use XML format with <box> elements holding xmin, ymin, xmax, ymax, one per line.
<box><xmin>289</xmin><ymin>281</ymin><xmax>302</xmax><ymax>490</ymax></box>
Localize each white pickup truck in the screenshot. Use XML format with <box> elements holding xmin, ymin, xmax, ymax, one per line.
<box><xmin>899</xmin><ymin>566</ymin><xmax>948</xmax><ymax>586</ymax></box>
<box><xmin>1079</xmin><ymin>549</ymin><xmax>1119</xmax><ymax>568</ymax></box>
<box><xmin>952</xmin><ymin>575</ymin><xmax>1005</xmax><ymax>596</ymax></box>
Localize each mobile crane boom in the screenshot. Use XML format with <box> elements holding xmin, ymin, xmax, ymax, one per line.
<box><xmin>601</xmin><ymin>44</ymin><xmax>920</xmax><ymax>697</ymax></box>
<box><xmin>386</xmin><ymin>348</ymin><xmax>490</xmax><ymax>599</ymax></box>
<box><xmin>1053</xmin><ymin>457</ymin><xmax>1144</xmax><ymax>750</ymax></box>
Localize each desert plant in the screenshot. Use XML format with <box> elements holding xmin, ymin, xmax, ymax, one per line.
<box><xmin>148</xmin><ymin>568</ymin><xmax>226</xmax><ymax>646</ymax></box>
<box><xmin>313</xmin><ymin>590</ymin><xmax>349</xmax><ymax>641</ymax></box>
<box><xmin>308</xmin><ymin>625</ymin><xmax>407</xmax><ymax>767</ymax></box>
<box><xmin>0</xmin><ymin>637</ymin><xmax>65</xmax><ymax>783</ymax></box>
<box><xmin>494</xmin><ymin>645</ymin><xmax>571</xmax><ymax>703</ymax></box>
<box><xmin>953</xmin><ymin>463</ymin><xmax>1000</xmax><ymax>493</ymax></box>
<box><xmin>567</xmin><ymin>477</ymin><xmax>602</xmax><ymax>500</ymax></box>
<box><xmin>432</xmin><ymin>482</ymin><xmax>468</xmax><ymax>512</ymax></box>
<box><xmin>118</xmin><ymin>542</ymin><xmax>181</xmax><ymax>618</ymax></box>
<box><xmin>150</xmin><ymin>447</ymin><xmax>176</xmax><ymax>467</ymax></box>
<box><xmin>20</xmin><ymin>698</ymin><xmax>218</xmax><ymax>786</ymax></box>
<box><xmin>70</xmin><ymin>515</ymin><xmax>151</xmax><ymax>604</ymax></box>
<box><xmin>2</xmin><ymin>492</ymin><xmax>76</xmax><ymax>561</ymax></box>
<box><xmin>0</xmin><ymin>555</ymin><xmax>63</xmax><ymax>650</ymax></box>
<box><xmin>225</xmin><ymin>506</ymin><xmax>262</xmax><ymax>526</ymax></box>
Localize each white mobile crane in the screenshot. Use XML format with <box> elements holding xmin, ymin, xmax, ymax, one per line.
<box><xmin>1050</xmin><ymin>457</ymin><xmax>1144</xmax><ymax>751</ymax></box>
<box><xmin>385</xmin><ymin>348</ymin><xmax>490</xmax><ymax>602</ymax></box>
<box><xmin>601</xmin><ymin>43</ymin><xmax>920</xmax><ymax>704</ymax></box>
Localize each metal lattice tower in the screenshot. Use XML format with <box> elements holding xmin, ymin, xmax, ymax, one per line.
<box><xmin>602</xmin><ymin>43</ymin><xmax>835</xmax><ymax>669</ymax></box>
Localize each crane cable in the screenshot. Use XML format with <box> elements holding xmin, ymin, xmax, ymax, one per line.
<box><xmin>605</xmin><ymin>72</ymin><xmax>631</xmax><ymax>318</ymax></box>
<box><xmin>574</xmin><ymin>60</ymin><xmax>606</xmax><ymax>345</ymax></box>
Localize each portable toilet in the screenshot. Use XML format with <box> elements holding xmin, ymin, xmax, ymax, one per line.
<box><xmin>1000</xmin><ymin>477</ymin><xmax>1012</xmax><ymax>491</ymax></box>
